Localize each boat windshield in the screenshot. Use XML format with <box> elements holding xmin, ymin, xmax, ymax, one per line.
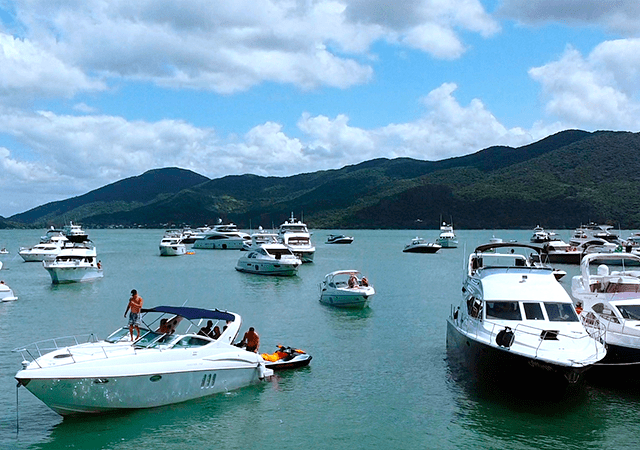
<box><xmin>616</xmin><ymin>305</ymin><xmax>640</xmax><ymax>320</ymax></box>
<box><xmin>134</xmin><ymin>331</ymin><xmax>170</xmax><ymax>348</ymax></box>
<box><xmin>544</xmin><ymin>303</ymin><xmax>579</xmax><ymax>322</ymax></box>
<box><xmin>105</xmin><ymin>326</ymin><xmax>150</xmax><ymax>343</ymax></box>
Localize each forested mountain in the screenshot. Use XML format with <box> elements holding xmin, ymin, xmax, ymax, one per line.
<box><xmin>7</xmin><ymin>130</ymin><xmax>640</xmax><ymax>229</ymax></box>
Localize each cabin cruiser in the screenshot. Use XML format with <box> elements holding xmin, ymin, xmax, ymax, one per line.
<box><xmin>192</xmin><ymin>222</ymin><xmax>250</xmax><ymax>250</ymax></box>
<box><xmin>538</xmin><ymin>238</ymin><xmax>619</xmax><ymax>265</ymax></box>
<box><xmin>235</xmin><ymin>243</ymin><xmax>302</xmax><ymax>276</ymax></box>
<box><xmin>569</xmin><ymin>223</ymin><xmax>621</xmax><ymax>247</ymax></box>
<box><xmin>242</xmin><ymin>228</ymin><xmax>279</xmax><ymax>251</ymax></box>
<box><xmin>436</xmin><ymin>222</ymin><xmax>458</xmax><ymax>248</ymax></box>
<box><xmin>571</xmin><ymin>252</ymin><xmax>640</xmax><ymax>364</ymax></box>
<box><xmin>278</xmin><ymin>214</ymin><xmax>315</xmax><ymax>263</ymax></box>
<box><xmin>62</xmin><ymin>221</ymin><xmax>89</xmax><ymax>243</ymax></box>
<box><xmin>403</xmin><ymin>237</ymin><xmax>441</xmax><ymax>253</ymax></box>
<box><xmin>159</xmin><ymin>232</ymin><xmax>186</xmax><ymax>256</ymax></box>
<box><xmin>14</xmin><ymin>305</ymin><xmax>273</xmax><ymax>416</ymax></box>
<box><xmin>43</xmin><ymin>242</ymin><xmax>103</xmax><ymax>284</ymax></box>
<box><xmin>326</xmin><ymin>234</ymin><xmax>354</xmax><ymax>244</ymax></box>
<box><xmin>0</xmin><ymin>281</ymin><xmax>18</xmax><ymax>302</ymax></box>
<box><xmin>319</xmin><ymin>270</ymin><xmax>375</xmax><ymax>308</ymax></box>
<box><xmin>446</xmin><ymin>242</ymin><xmax>606</xmax><ymax>386</ymax></box>
<box><xmin>19</xmin><ymin>232</ymin><xmax>68</xmax><ymax>262</ymax></box>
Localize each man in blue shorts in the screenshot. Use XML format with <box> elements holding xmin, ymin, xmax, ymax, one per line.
<box><xmin>124</xmin><ymin>289</ymin><xmax>144</xmax><ymax>341</ymax></box>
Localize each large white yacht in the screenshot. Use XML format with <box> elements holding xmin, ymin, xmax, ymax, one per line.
<box><xmin>62</xmin><ymin>221</ymin><xmax>89</xmax><ymax>243</ymax></box>
<box><xmin>192</xmin><ymin>222</ymin><xmax>250</xmax><ymax>250</ymax></box>
<box><xmin>571</xmin><ymin>252</ymin><xmax>640</xmax><ymax>364</ymax></box>
<box><xmin>278</xmin><ymin>214</ymin><xmax>315</xmax><ymax>263</ymax></box>
<box><xmin>447</xmin><ymin>242</ymin><xmax>606</xmax><ymax>387</ymax></box>
<box><xmin>159</xmin><ymin>231</ymin><xmax>186</xmax><ymax>256</ymax></box>
<box><xmin>43</xmin><ymin>242</ymin><xmax>103</xmax><ymax>284</ymax></box>
<box><xmin>19</xmin><ymin>233</ymin><xmax>68</xmax><ymax>262</ymax></box>
<box><xmin>14</xmin><ymin>306</ymin><xmax>273</xmax><ymax>416</ymax></box>
<box><xmin>436</xmin><ymin>222</ymin><xmax>458</xmax><ymax>248</ymax></box>
<box><xmin>236</xmin><ymin>242</ymin><xmax>301</xmax><ymax>276</ymax></box>
<box><xmin>0</xmin><ymin>282</ymin><xmax>18</xmax><ymax>302</ymax></box>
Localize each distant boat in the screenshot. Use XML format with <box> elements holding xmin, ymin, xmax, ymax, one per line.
<box><xmin>403</xmin><ymin>237</ymin><xmax>441</xmax><ymax>253</ymax></box>
<box><xmin>326</xmin><ymin>234</ymin><xmax>354</xmax><ymax>244</ymax></box>
<box><xmin>436</xmin><ymin>222</ymin><xmax>458</xmax><ymax>248</ymax></box>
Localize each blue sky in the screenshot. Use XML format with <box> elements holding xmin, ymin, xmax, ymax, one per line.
<box><xmin>0</xmin><ymin>0</ymin><xmax>638</xmax><ymax>217</ymax></box>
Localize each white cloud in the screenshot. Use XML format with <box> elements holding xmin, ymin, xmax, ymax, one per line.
<box><xmin>0</xmin><ymin>83</ymin><xmax>552</xmax><ymax>216</ymax></box>
<box><xmin>0</xmin><ymin>32</ymin><xmax>104</xmax><ymax>102</ymax></box>
<box><xmin>529</xmin><ymin>41</ymin><xmax>640</xmax><ymax>129</ymax></box>
<box><xmin>499</xmin><ymin>0</ymin><xmax>640</xmax><ymax>35</ymax></box>
<box><xmin>4</xmin><ymin>0</ymin><xmax>497</xmax><ymax>94</ymax></box>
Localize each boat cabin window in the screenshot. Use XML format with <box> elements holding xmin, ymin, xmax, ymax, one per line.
<box><xmin>615</xmin><ymin>305</ymin><xmax>640</xmax><ymax>320</ymax></box>
<box><xmin>544</xmin><ymin>303</ymin><xmax>579</xmax><ymax>322</ymax></box>
<box><xmin>486</xmin><ymin>301</ymin><xmax>521</xmax><ymax>320</ymax></box>
<box><xmin>523</xmin><ymin>302</ymin><xmax>545</xmax><ymax>320</ymax></box>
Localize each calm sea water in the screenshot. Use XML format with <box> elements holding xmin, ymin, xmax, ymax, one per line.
<box><xmin>1</xmin><ymin>229</ymin><xmax>640</xmax><ymax>450</ymax></box>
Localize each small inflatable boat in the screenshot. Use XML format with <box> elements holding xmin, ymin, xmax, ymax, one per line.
<box><xmin>261</xmin><ymin>345</ymin><xmax>312</xmax><ymax>370</ymax></box>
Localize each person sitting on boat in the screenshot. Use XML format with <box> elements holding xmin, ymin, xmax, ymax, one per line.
<box><xmin>348</xmin><ymin>274</ymin><xmax>357</xmax><ymax>288</ymax></box>
<box><xmin>198</xmin><ymin>320</ymin><xmax>213</xmax><ymax>337</ymax></box>
<box><xmin>157</xmin><ymin>318</ymin><xmax>171</xmax><ymax>334</ymax></box>
<box><xmin>361</xmin><ymin>276</ymin><xmax>369</xmax><ymax>287</ymax></box>
<box><xmin>212</xmin><ymin>326</ymin><xmax>221</xmax><ymax>339</ymax></box>
<box><xmin>239</xmin><ymin>327</ymin><xmax>260</xmax><ymax>353</ymax></box>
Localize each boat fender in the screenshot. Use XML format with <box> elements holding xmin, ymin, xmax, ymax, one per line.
<box><xmin>496</xmin><ymin>327</ymin><xmax>514</xmax><ymax>348</ymax></box>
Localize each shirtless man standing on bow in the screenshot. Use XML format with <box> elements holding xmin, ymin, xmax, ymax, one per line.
<box><xmin>124</xmin><ymin>289</ymin><xmax>144</xmax><ymax>341</ymax></box>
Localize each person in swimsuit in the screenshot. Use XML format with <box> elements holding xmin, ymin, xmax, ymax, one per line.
<box><xmin>124</xmin><ymin>289</ymin><xmax>144</xmax><ymax>341</ymax></box>
<box><xmin>240</xmin><ymin>327</ymin><xmax>260</xmax><ymax>353</ymax></box>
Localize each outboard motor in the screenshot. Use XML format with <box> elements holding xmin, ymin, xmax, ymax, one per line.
<box><xmin>496</xmin><ymin>327</ymin><xmax>515</xmax><ymax>348</ymax></box>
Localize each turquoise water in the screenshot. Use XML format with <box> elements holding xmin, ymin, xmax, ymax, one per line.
<box><xmin>1</xmin><ymin>229</ymin><xmax>640</xmax><ymax>449</ymax></box>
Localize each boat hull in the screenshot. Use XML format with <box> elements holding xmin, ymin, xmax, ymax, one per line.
<box><xmin>159</xmin><ymin>245</ymin><xmax>186</xmax><ymax>256</ymax></box>
<box><xmin>19</xmin><ymin>251</ymin><xmax>59</xmax><ymax>262</ymax></box>
<box><xmin>446</xmin><ymin>318</ymin><xmax>587</xmax><ymax>386</ymax></box>
<box><xmin>193</xmin><ymin>239</ymin><xmax>246</xmax><ymax>250</ymax></box>
<box><xmin>16</xmin><ymin>366</ymin><xmax>264</xmax><ymax>416</ymax></box>
<box><xmin>403</xmin><ymin>245</ymin><xmax>440</xmax><ymax>253</ymax></box>
<box><xmin>319</xmin><ymin>292</ymin><xmax>372</xmax><ymax>308</ymax></box>
<box><xmin>436</xmin><ymin>239</ymin><xmax>458</xmax><ymax>248</ymax></box>
<box><xmin>45</xmin><ymin>267</ymin><xmax>104</xmax><ymax>284</ymax></box>
<box><xmin>265</xmin><ymin>355</ymin><xmax>312</xmax><ymax>370</ymax></box>
<box><xmin>235</xmin><ymin>262</ymin><xmax>298</xmax><ymax>276</ymax></box>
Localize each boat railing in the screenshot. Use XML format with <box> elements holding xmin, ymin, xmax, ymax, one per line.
<box><xmin>480</xmin><ymin>319</ymin><xmax>606</xmax><ymax>360</ymax></box>
<box><xmin>13</xmin><ymin>334</ymin><xmax>100</xmax><ymax>367</ymax></box>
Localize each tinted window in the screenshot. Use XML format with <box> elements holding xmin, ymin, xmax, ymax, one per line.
<box><xmin>617</xmin><ymin>305</ymin><xmax>640</xmax><ymax>320</ymax></box>
<box><xmin>486</xmin><ymin>302</ymin><xmax>521</xmax><ymax>320</ymax></box>
<box><xmin>544</xmin><ymin>303</ymin><xmax>579</xmax><ymax>322</ymax></box>
<box><xmin>523</xmin><ymin>302</ymin><xmax>544</xmax><ymax>320</ymax></box>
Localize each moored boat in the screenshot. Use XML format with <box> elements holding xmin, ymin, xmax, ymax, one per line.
<box><xmin>0</xmin><ymin>281</ymin><xmax>18</xmax><ymax>302</ymax></box>
<box><xmin>278</xmin><ymin>213</ymin><xmax>315</xmax><ymax>263</ymax></box>
<box><xmin>192</xmin><ymin>222</ymin><xmax>250</xmax><ymax>250</ymax></box>
<box><xmin>14</xmin><ymin>305</ymin><xmax>273</xmax><ymax>416</ymax></box>
<box><xmin>159</xmin><ymin>232</ymin><xmax>186</xmax><ymax>256</ymax></box>
<box><xmin>261</xmin><ymin>345</ymin><xmax>312</xmax><ymax>370</ymax></box>
<box><xmin>319</xmin><ymin>270</ymin><xmax>374</xmax><ymax>308</ymax></box>
<box><xmin>436</xmin><ymin>222</ymin><xmax>458</xmax><ymax>248</ymax></box>
<box><xmin>403</xmin><ymin>237</ymin><xmax>441</xmax><ymax>253</ymax></box>
<box><xmin>235</xmin><ymin>242</ymin><xmax>301</xmax><ymax>276</ymax></box>
<box><xmin>446</xmin><ymin>242</ymin><xmax>606</xmax><ymax>388</ymax></box>
<box><xmin>42</xmin><ymin>242</ymin><xmax>103</xmax><ymax>284</ymax></box>
<box><xmin>326</xmin><ymin>234</ymin><xmax>354</xmax><ymax>244</ymax></box>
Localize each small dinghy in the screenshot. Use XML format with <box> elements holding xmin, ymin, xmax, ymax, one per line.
<box><xmin>261</xmin><ymin>345</ymin><xmax>312</xmax><ymax>370</ymax></box>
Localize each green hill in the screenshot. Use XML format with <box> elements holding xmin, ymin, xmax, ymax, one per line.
<box><xmin>8</xmin><ymin>129</ymin><xmax>640</xmax><ymax>229</ymax></box>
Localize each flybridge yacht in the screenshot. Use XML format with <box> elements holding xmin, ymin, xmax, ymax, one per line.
<box><xmin>192</xmin><ymin>222</ymin><xmax>250</xmax><ymax>250</ymax></box>
<box><xmin>19</xmin><ymin>233</ymin><xmax>68</xmax><ymax>262</ymax></box>
<box><xmin>572</xmin><ymin>252</ymin><xmax>640</xmax><ymax>364</ymax></box>
<box><xmin>14</xmin><ymin>305</ymin><xmax>273</xmax><ymax>416</ymax></box>
<box><xmin>278</xmin><ymin>213</ymin><xmax>315</xmax><ymax>263</ymax></box>
<box><xmin>62</xmin><ymin>221</ymin><xmax>89</xmax><ymax>243</ymax></box>
<box><xmin>436</xmin><ymin>222</ymin><xmax>458</xmax><ymax>248</ymax></box>
<box><xmin>447</xmin><ymin>242</ymin><xmax>606</xmax><ymax>386</ymax></box>
<box><xmin>43</xmin><ymin>241</ymin><xmax>103</xmax><ymax>284</ymax></box>
<box><xmin>159</xmin><ymin>231</ymin><xmax>186</xmax><ymax>256</ymax></box>
<box><xmin>236</xmin><ymin>242</ymin><xmax>302</xmax><ymax>276</ymax></box>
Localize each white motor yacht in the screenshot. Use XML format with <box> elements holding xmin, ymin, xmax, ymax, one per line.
<box><xmin>571</xmin><ymin>252</ymin><xmax>640</xmax><ymax>364</ymax></box>
<box><xmin>446</xmin><ymin>242</ymin><xmax>606</xmax><ymax>386</ymax></box>
<box><xmin>242</xmin><ymin>229</ymin><xmax>279</xmax><ymax>251</ymax></box>
<box><xmin>62</xmin><ymin>221</ymin><xmax>89</xmax><ymax>243</ymax></box>
<box><xmin>319</xmin><ymin>270</ymin><xmax>375</xmax><ymax>308</ymax></box>
<box><xmin>278</xmin><ymin>214</ymin><xmax>315</xmax><ymax>263</ymax></box>
<box><xmin>19</xmin><ymin>230</ymin><xmax>68</xmax><ymax>262</ymax></box>
<box><xmin>0</xmin><ymin>282</ymin><xmax>18</xmax><ymax>302</ymax></box>
<box><xmin>436</xmin><ymin>222</ymin><xmax>458</xmax><ymax>248</ymax></box>
<box><xmin>235</xmin><ymin>243</ymin><xmax>302</xmax><ymax>276</ymax></box>
<box><xmin>43</xmin><ymin>242</ymin><xmax>103</xmax><ymax>284</ymax></box>
<box><xmin>192</xmin><ymin>222</ymin><xmax>250</xmax><ymax>250</ymax></box>
<box><xmin>159</xmin><ymin>232</ymin><xmax>186</xmax><ymax>256</ymax></box>
<box><xmin>326</xmin><ymin>234</ymin><xmax>354</xmax><ymax>244</ymax></box>
<box><xmin>14</xmin><ymin>306</ymin><xmax>273</xmax><ymax>416</ymax></box>
<box><xmin>403</xmin><ymin>237</ymin><xmax>441</xmax><ymax>253</ymax></box>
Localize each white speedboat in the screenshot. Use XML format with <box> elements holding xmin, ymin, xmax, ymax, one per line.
<box><xmin>319</xmin><ymin>270</ymin><xmax>375</xmax><ymax>308</ymax></box>
<box><xmin>62</xmin><ymin>221</ymin><xmax>89</xmax><ymax>243</ymax></box>
<box><xmin>436</xmin><ymin>222</ymin><xmax>458</xmax><ymax>248</ymax></box>
<box><xmin>192</xmin><ymin>222</ymin><xmax>250</xmax><ymax>250</ymax></box>
<box><xmin>446</xmin><ymin>242</ymin><xmax>606</xmax><ymax>386</ymax></box>
<box><xmin>235</xmin><ymin>243</ymin><xmax>302</xmax><ymax>276</ymax></box>
<box><xmin>326</xmin><ymin>234</ymin><xmax>354</xmax><ymax>244</ymax></box>
<box><xmin>14</xmin><ymin>306</ymin><xmax>273</xmax><ymax>416</ymax></box>
<box><xmin>43</xmin><ymin>242</ymin><xmax>103</xmax><ymax>284</ymax></box>
<box><xmin>159</xmin><ymin>233</ymin><xmax>186</xmax><ymax>256</ymax></box>
<box><xmin>403</xmin><ymin>237</ymin><xmax>441</xmax><ymax>253</ymax></box>
<box><xmin>19</xmin><ymin>231</ymin><xmax>68</xmax><ymax>262</ymax></box>
<box><xmin>278</xmin><ymin>214</ymin><xmax>315</xmax><ymax>263</ymax></box>
<box><xmin>0</xmin><ymin>282</ymin><xmax>17</xmax><ymax>302</ymax></box>
<box><xmin>571</xmin><ymin>252</ymin><xmax>640</xmax><ymax>364</ymax></box>
<box><xmin>530</xmin><ymin>225</ymin><xmax>550</xmax><ymax>243</ymax></box>
<box><xmin>0</xmin><ymin>247</ymin><xmax>8</xmax><ymax>254</ymax></box>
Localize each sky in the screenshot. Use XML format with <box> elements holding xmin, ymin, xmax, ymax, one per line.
<box><xmin>0</xmin><ymin>0</ymin><xmax>639</xmax><ymax>217</ymax></box>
